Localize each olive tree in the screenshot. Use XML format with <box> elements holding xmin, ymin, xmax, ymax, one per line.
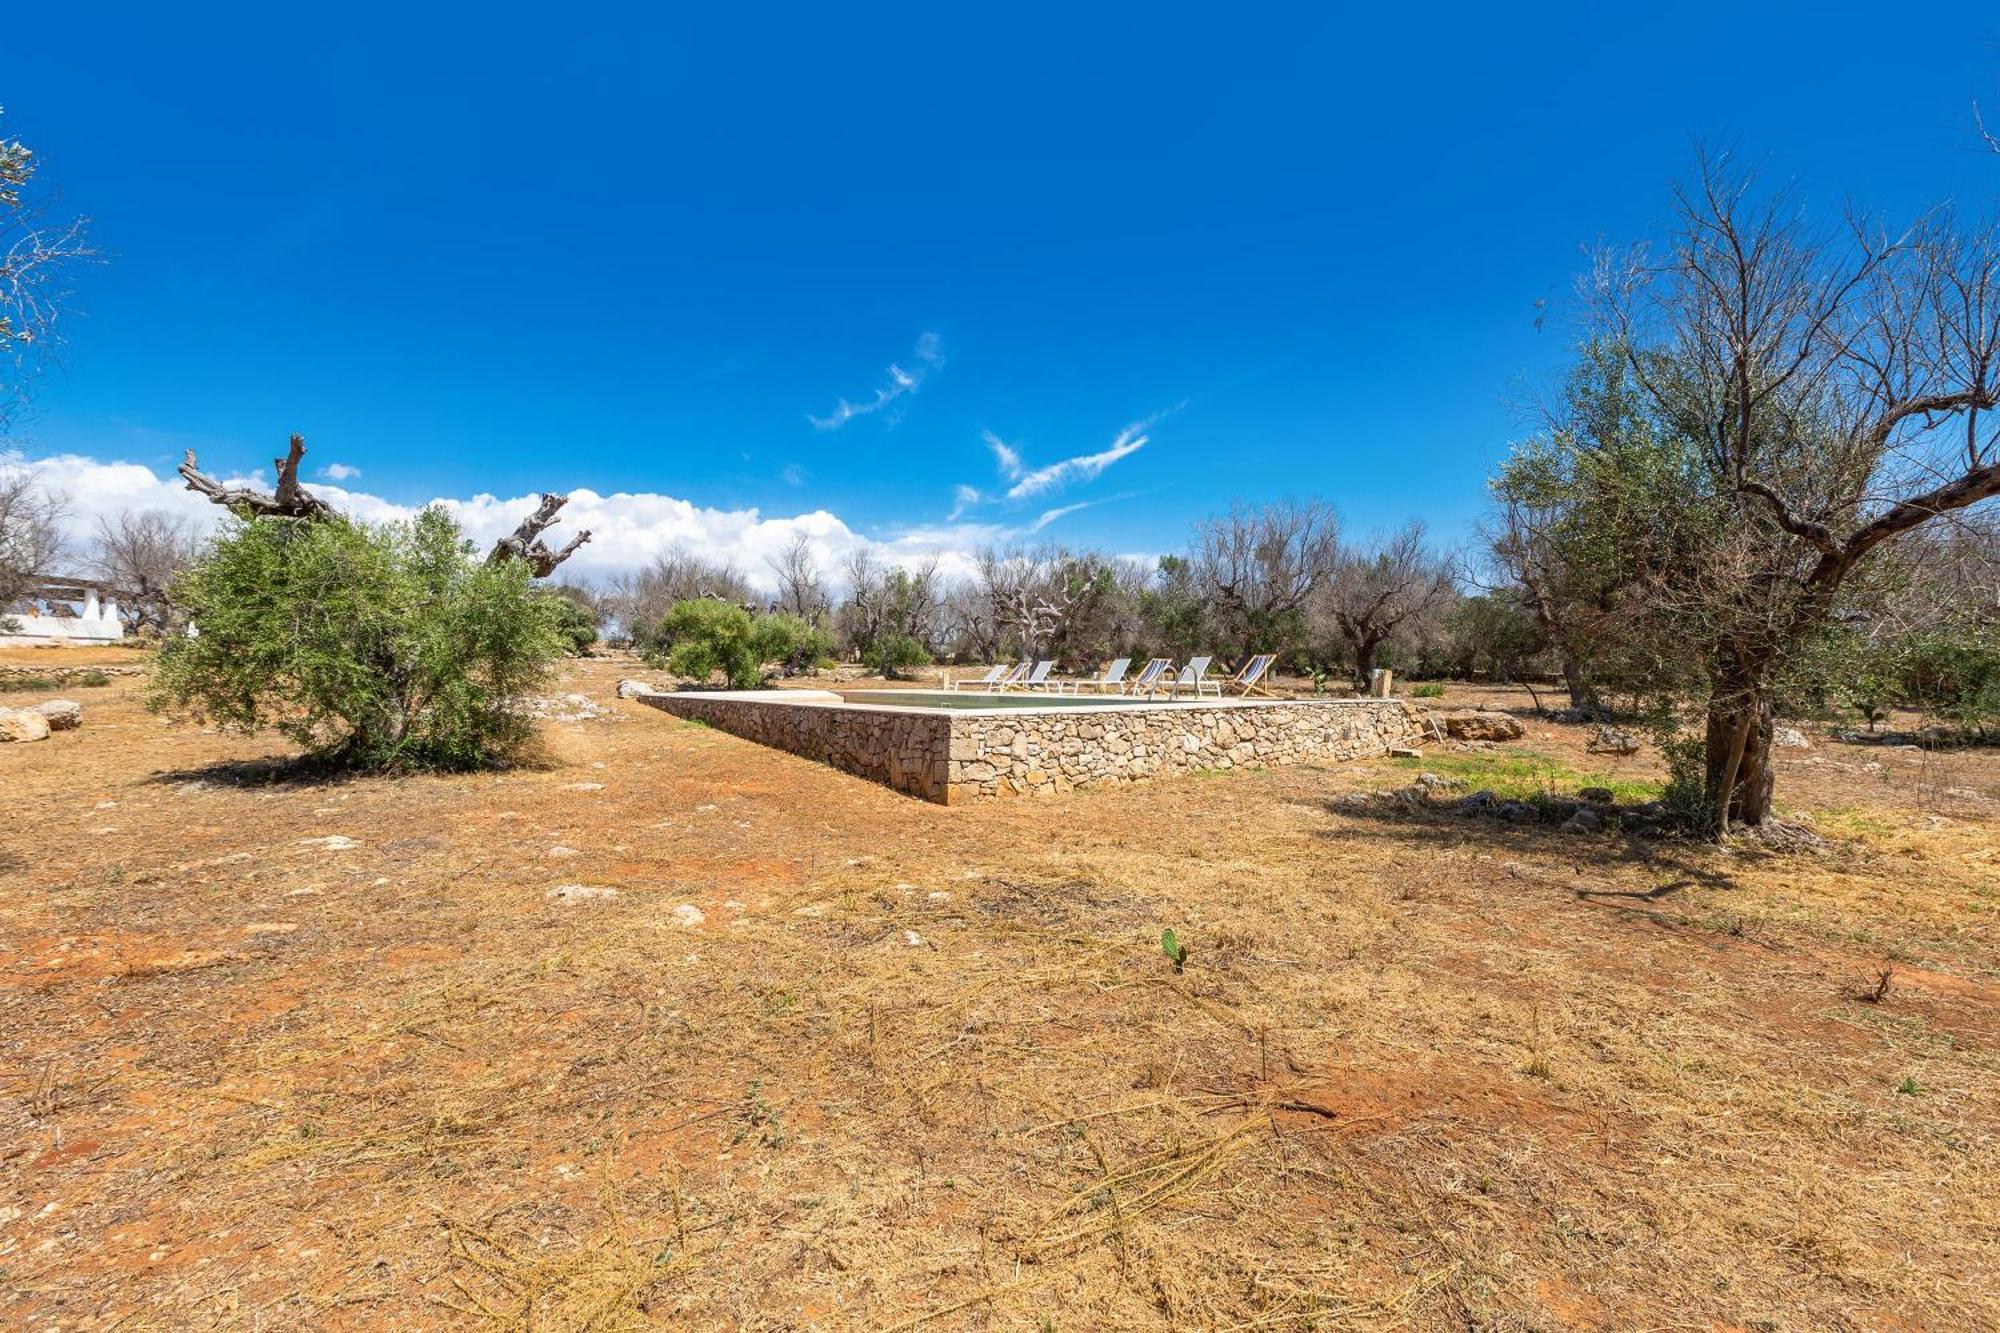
<box><xmin>1316</xmin><ymin>523</ymin><xmax>1457</xmax><ymax>689</ymax></box>
<box><xmin>150</xmin><ymin>507</ymin><xmax>566</xmax><ymax>770</ymax></box>
<box><xmin>1589</xmin><ymin>154</ymin><xmax>2000</xmax><ymax>831</ymax></box>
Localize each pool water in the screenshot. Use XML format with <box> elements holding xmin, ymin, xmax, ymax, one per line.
<box><xmin>833</xmin><ymin>689</ymin><xmax>1173</xmax><ymax>710</ymax></box>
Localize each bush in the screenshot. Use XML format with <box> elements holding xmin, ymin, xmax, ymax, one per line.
<box><xmin>659</xmin><ymin>600</ymin><xmax>760</xmax><ymax>687</ymax></box>
<box><xmin>544</xmin><ymin>594</ymin><xmax>599</xmax><ymax>655</ymax></box>
<box><xmin>1410</xmin><ymin>682</ymin><xmax>1446</xmax><ymax>699</ymax></box>
<box><xmin>148</xmin><ymin>508</ymin><xmax>565</xmax><ymax>770</ymax></box>
<box><xmin>658</xmin><ymin>600</ymin><xmax>831</xmax><ymax>687</ymax></box>
<box><xmin>864</xmin><ymin>630</ymin><xmax>932</xmax><ymax>679</ymax></box>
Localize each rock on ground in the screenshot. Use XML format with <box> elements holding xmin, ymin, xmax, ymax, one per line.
<box><xmin>1585</xmin><ymin>725</ymin><xmax>1642</xmax><ymax>756</ymax></box>
<box><xmin>548</xmin><ymin>884</ymin><xmax>620</xmax><ymax>903</ymax></box>
<box><xmin>1774</xmin><ymin>727</ymin><xmax>1811</xmax><ymax>749</ymax></box>
<box><xmin>1436</xmin><ymin>709</ymin><xmax>1525</xmax><ymax>742</ymax></box>
<box><xmin>0</xmin><ymin>708</ymin><xmax>53</xmax><ymax>743</ymax></box>
<box><xmin>616</xmin><ymin>679</ymin><xmax>661</xmax><ymax>699</ymax></box>
<box><xmin>32</xmin><ymin>698</ymin><xmax>82</xmax><ymax>731</ymax></box>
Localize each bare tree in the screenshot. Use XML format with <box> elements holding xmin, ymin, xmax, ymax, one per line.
<box><xmin>1591</xmin><ymin>152</ymin><xmax>2000</xmax><ymax>830</ymax></box>
<box><xmin>183</xmin><ymin>435</ymin><xmax>590</xmax><ymax>580</ymax></box>
<box><xmin>1316</xmin><ymin>523</ymin><xmax>1458</xmax><ymax>688</ymax></box>
<box><xmin>2</xmin><ymin>109</ymin><xmax>94</xmax><ymax>436</ymax></box>
<box><xmin>179</xmin><ymin>436</ymin><xmax>336</xmax><ymax>520</ymax></box>
<box><xmin>486</xmin><ymin>493</ymin><xmax>592</xmax><ymax>575</ymax></box>
<box><xmin>93</xmin><ymin>509</ymin><xmax>200</xmax><ymax>630</ymax></box>
<box><xmin>840</xmin><ymin>549</ymin><xmax>942</xmax><ymax>664</ymax></box>
<box><xmin>766</xmin><ymin>531</ymin><xmax>829</xmax><ymax>623</ymax></box>
<box><xmin>0</xmin><ymin>463</ymin><xmax>66</xmax><ymax>619</ymax></box>
<box><xmin>604</xmin><ymin>547</ymin><xmax>756</xmax><ymax>641</ymax></box>
<box><xmin>1192</xmin><ymin>499</ymin><xmax>1340</xmax><ymax>655</ymax></box>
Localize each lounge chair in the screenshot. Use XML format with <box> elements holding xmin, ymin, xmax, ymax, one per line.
<box><xmin>1166</xmin><ymin>655</ymin><xmax>1219</xmax><ymax>698</ymax></box>
<box><xmin>1127</xmin><ymin>658</ymin><xmax>1173</xmax><ymax>696</ymax></box>
<box><xmin>1218</xmin><ymin>653</ymin><xmax>1277</xmax><ymax>697</ymax></box>
<box><xmin>1008</xmin><ymin>660</ymin><xmax>1056</xmax><ymax>691</ymax></box>
<box><xmin>948</xmin><ymin>664</ymin><xmax>1009</xmax><ymax>692</ymax></box>
<box><xmin>985</xmin><ymin>662</ymin><xmax>1030</xmax><ymax>692</ymax></box>
<box><xmin>1067</xmin><ymin>657</ymin><xmax>1131</xmax><ymax>695</ymax></box>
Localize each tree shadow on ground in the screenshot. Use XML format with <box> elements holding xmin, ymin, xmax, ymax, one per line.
<box><xmin>1305</xmin><ymin>794</ymin><xmax>1746</xmax><ymax>895</ymax></box>
<box><xmin>146</xmin><ymin>739</ymin><xmax>562</xmax><ymax>791</ymax></box>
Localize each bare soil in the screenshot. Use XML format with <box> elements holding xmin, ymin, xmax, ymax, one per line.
<box><xmin>3</xmin><ymin>653</ymin><xmax>1996</xmax><ymax>1330</ymax></box>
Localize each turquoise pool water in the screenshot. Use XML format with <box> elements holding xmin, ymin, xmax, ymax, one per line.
<box><xmin>834</xmin><ymin>689</ymin><xmax>1164</xmax><ymax>710</ymax></box>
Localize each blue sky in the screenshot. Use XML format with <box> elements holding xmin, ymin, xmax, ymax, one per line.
<box><xmin>8</xmin><ymin>3</ymin><xmax>1999</xmax><ymax>581</ymax></box>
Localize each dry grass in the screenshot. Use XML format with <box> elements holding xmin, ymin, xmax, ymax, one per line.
<box><xmin>2</xmin><ymin>651</ymin><xmax>1997</xmax><ymax>1329</ymax></box>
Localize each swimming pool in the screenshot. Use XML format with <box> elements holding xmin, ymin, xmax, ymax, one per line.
<box><xmin>631</xmin><ymin>687</ymin><xmax>1423</xmax><ymax>803</ymax></box>
<box><xmin>834</xmin><ymin>689</ymin><xmax>1169</xmax><ymax>710</ymax></box>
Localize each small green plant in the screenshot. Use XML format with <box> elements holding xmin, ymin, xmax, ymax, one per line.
<box><xmin>1159</xmin><ymin>928</ymin><xmax>1189</xmax><ymax>973</ymax></box>
<box><xmin>736</xmin><ymin>1079</ymin><xmax>787</xmax><ymax>1146</ymax></box>
<box><xmin>1410</xmin><ymin>681</ymin><xmax>1445</xmax><ymax>698</ymax></box>
<box><xmin>77</xmin><ymin>670</ymin><xmax>112</xmax><ymax>687</ymax></box>
<box><xmin>4</xmin><ymin>674</ymin><xmax>58</xmax><ymax>691</ymax></box>
<box><xmin>1655</xmin><ymin>729</ymin><xmax>1715</xmax><ymax>834</ymax></box>
<box><xmin>1895</xmin><ymin>1076</ymin><xmax>1920</xmax><ymax>1096</ymax></box>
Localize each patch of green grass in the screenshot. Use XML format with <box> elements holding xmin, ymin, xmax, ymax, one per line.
<box><xmin>1386</xmin><ymin>750</ymin><xmax>1660</xmax><ymax>804</ymax></box>
<box><xmin>1409</xmin><ymin>682</ymin><xmax>1446</xmax><ymax>698</ymax></box>
<box><xmin>1809</xmin><ymin>806</ymin><xmax>1895</xmax><ymax>836</ymax></box>
<box><xmin>77</xmin><ymin>670</ymin><xmax>112</xmax><ymax>687</ymax></box>
<box><xmin>1896</xmin><ymin>1076</ymin><xmax>1921</xmax><ymax>1096</ymax></box>
<box><xmin>1</xmin><ymin>674</ymin><xmax>60</xmax><ymax>691</ymax></box>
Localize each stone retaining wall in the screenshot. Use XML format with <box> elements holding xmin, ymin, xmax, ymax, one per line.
<box><xmin>636</xmin><ymin>690</ymin><xmax>953</xmax><ymax>801</ymax></box>
<box><xmin>945</xmin><ymin>697</ymin><xmax>1422</xmax><ymax>801</ymax></box>
<box><xmin>636</xmin><ymin>689</ymin><xmax>1422</xmax><ymax>805</ymax></box>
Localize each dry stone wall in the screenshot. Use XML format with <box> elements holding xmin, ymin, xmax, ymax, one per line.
<box><xmin>635</xmin><ymin>690</ymin><xmax>953</xmax><ymax>801</ymax></box>
<box><xmin>634</xmin><ymin>690</ymin><xmax>1421</xmax><ymax>804</ymax></box>
<box><xmin>944</xmin><ymin>699</ymin><xmax>1421</xmax><ymax>802</ymax></box>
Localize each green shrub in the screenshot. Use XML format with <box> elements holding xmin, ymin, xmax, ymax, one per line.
<box><xmin>657</xmin><ymin>600</ymin><xmax>830</xmax><ymax>688</ymax></box>
<box><xmin>660</xmin><ymin>600</ymin><xmax>760</xmax><ymax>687</ymax></box>
<box><xmin>757</xmin><ymin>612</ymin><xmax>833</xmax><ymax>676</ymax></box>
<box><xmin>1410</xmin><ymin>681</ymin><xmax>1446</xmax><ymax>699</ymax></box>
<box><xmin>864</xmin><ymin>630</ymin><xmax>932</xmax><ymax>679</ymax></box>
<box><xmin>147</xmin><ymin>508</ymin><xmax>565</xmax><ymax>770</ymax></box>
<box><xmin>78</xmin><ymin>670</ymin><xmax>112</xmax><ymax>687</ymax></box>
<box><xmin>543</xmin><ymin>594</ymin><xmax>599</xmax><ymax>655</ymax></box>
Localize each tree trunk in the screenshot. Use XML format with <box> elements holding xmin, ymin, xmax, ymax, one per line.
<box><xmin>1560</xmin><ymin>655</ymin><xmax>1598</xmax><ymax>715</ymax></box>
<box><xmin>1703</xmin><ymin>662</ymin><xmax>1775</xmax><ymax>831</ymax></box>
<box><xmin>1351</xmin><ymin>635</ymin><xmax>1381</xmax><ymax>692</ymax></box>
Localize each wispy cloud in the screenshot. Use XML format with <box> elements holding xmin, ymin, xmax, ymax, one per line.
<box><xmin>948</xmin><ymin>483</ymin><xmax>984</xmax><ymax>520</ymax></box>
<box><xmin>780</xmin><ymin>463</ymin><xmax>807</xmax><ymax>487</ymax></box>
<box><xmin>318</xmin><ymin>462</ymin><xmax>361</xmax><ymax>481</ymax></box>
<box><xmin>809</xmin><ymin>331</ymin><xmax>945</xmax><ymax>431</ymax></box>
<box><xmin>1026</xmin><ymin>500</ymin><xmax>1093</xmax><ymax>533</ymax></box>
<box><xmin>968</xmin><ymin>409</ymin><xmax>1165</xmax><ymax>512</ymax></box>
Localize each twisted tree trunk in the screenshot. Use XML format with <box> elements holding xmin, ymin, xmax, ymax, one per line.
<box><xmin>1703</xmin><ymin>657</ymin><xmax>1776</xmax><ymax>831</ymax></box>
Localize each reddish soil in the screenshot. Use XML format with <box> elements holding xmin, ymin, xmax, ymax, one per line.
<box><xmin>2</xmin><ymin>653</ymin><xmax>1996</xmax><ymax>1329</ymax></box>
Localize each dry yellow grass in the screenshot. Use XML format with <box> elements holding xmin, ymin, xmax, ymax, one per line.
<box><xmin>2</xmin><ymin>652</ymin><xmax>1996</xmax><ymax>1329</ymax></box>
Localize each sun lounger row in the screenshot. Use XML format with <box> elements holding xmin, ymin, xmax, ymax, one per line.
<box><xmin>946</xmin><ymin>653</ymin><xmax>1276</xmax><ymax>698</ymax></box>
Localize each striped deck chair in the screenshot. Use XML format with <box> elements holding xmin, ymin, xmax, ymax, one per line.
<box><xmin>1128</xmin><ymin>658</ymin><xmax>1173</xmax><ymax>696</ymax></box>
<box><xmin>1220</xmin><ymin>653</ymin><xmax>1278</xmax><ymax>697</ymax></box>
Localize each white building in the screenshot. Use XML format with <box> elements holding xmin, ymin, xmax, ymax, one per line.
<box><xmin>1</xmin><ymin>575</ymin><xmax>130</xmax><ymax>646</ymax></box>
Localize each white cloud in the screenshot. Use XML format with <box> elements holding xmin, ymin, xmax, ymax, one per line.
<box><xmin>5</xmin><ymin>448</ymin><xmax>1014</xmax><ymax>591</ymax></box>
<box><xmin>808</xmin><ymin>331</ymin><xmax>945</xmax><ymax>431</ymax></box>
<box><xmin>947</xmin><ymin>483</ymin><xmax>984</xmax><ymax>520</ymax></box>
<box><xmin>1026</xmin><ymin>500</ymin><xmax>1093</xmax><ymax>533</ymax></box>
<box><xmin>962</xmin><ymin>415</ymin><xmax>1157</xmax><ymax>514</ymax></box>
<box><xmin>318</xmin><ymin>462</ymin><xmax>361</xmax><ymax>481</ymax></box>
